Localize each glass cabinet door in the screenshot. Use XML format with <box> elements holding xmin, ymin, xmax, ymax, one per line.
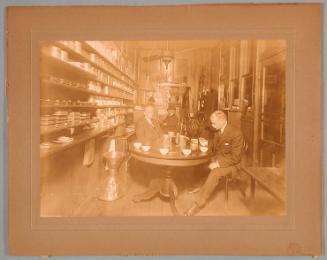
<box><xmin>242</xmin><ymin>74</ymin><xmax>254</xmax><ymax>113</ymax></box>
<box><xmin>259</xmin><ymin>51</ymin><xmax>286</xmax><ymax>166</ymax></box>
<box><xmin>261</xmin><ymin>59</ymin><xmax>286</xmax><ymax>144</ymax></box>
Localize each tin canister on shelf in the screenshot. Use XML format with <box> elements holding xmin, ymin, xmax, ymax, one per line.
<box><xmin>190</xmin><ymin>138</ymin><xmax>199</xmax><ymax>151</ymax></box>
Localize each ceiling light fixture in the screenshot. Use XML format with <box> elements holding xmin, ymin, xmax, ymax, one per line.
<box><xmin>161</xmin><ymin>41</ymin><xmax>174</xmax><ymax>70</ymax></box>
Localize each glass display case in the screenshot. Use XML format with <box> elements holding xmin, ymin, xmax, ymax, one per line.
<box><xmin>259</xmin><ymin>50</ymin><xmax>286</xmax><ymax>167</ymax></box>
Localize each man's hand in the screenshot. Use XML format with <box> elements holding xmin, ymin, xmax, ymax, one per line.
<box><xmin>208</xmin><ymin>161</ymin><xmax>220</xmax><ymax>170</ymax></box>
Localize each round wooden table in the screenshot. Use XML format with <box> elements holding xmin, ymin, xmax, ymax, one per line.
<box><xmin>130</xmin><ymin>144</ymin><xmax>212</xmax><ymax>216</ymax></box>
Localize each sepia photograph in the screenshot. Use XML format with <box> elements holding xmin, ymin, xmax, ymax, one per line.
<box><xmin>40</xmin><ymin>39</ymin><xmax>286</xmax><ymax>217</ymax></box>
<box><xmin>6</xmin><ymin>3</ymin><xmax>322</xmax><ymax>256</ymax></box>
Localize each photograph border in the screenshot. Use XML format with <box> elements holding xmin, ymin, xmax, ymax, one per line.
<box><xmin>7</xmin><ymin>4</ymin><xmax>322</xmax><ymax>255</ymax></box>
<box><xmin>31</xmin><ymin>31</ymin><xmax>294</xmax><ymax>230</ymax></box>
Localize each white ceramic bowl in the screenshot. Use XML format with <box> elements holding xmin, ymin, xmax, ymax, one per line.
<box><xmin>182</xmin><ymin>148</ymin><xmax>192</xmax><ymax>156</ymax></box>
<box><xmin>133</xmin><ymin>142</ymin><xmax>142</xmax><ymax>149</ymax></box>
<box><xmin>200</xmin><ymin>146</ymin><xmax>208</xmax><ymax>153</ymax></box>
<box><xmin>191</xmin><ymin>138</ymin><xmax>199</xmax><ymax>144</ymax></box>
<box><xmin>159</xmin><ymin>148</ymin><xmax>169</xmax><ymax>155</ymax></box>
<box><xmin>199</xmin><ymin>138</ymin><xmax>208</xmax><ymax>147</ymax></box>
<box><xmin>141</xmin><ymin>145</ymin><xmax>151</xmax><ymax>152</ymax></box>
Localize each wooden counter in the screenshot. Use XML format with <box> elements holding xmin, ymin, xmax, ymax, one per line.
<box><xmin>40</xmin><ymin>123</ymin><xmax>125</xmax><ymax>158</ymax></box>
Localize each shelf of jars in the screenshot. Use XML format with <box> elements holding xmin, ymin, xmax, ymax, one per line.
<box><xmin>82</xmin><ymin>41</ymin><xmax>136</xmax><ymax>83</ymax></box>
<box><xmin>40</xmin><ymin>106</ymin><xmax>131</xmax><ymax>136</ymax></box>
<box><xmin>41</xmin><ymin>50</ymin><xmax>135</xmax><ymax>98</ymax></box>
<box><xmin>41</xmin><ymin>75</ymin><xmax>134</xmax><ymax>101</ymax></box>
<box><xmin>40</xmin><ymin>94</ymin><xmax>130</xmax><ymax>157</ymax></box>
<box><xmin>51</xmin><ymin>41</ymin><xmax>136</xmax><ymax>89</ymax></box>
<box><xmin>55</xmin><ymin>41</ymin><xmax>136</xmax><ymax>88</ymax></box>
<box><xmin>40</xmin><ymin>103</ymin><xmax>133</xmax><ymax>109</ymax></box>
<box><xmin>42</xmin><ymin>54</ymin><xmax>96</xmax><ymax>81</ymax></box>
<box><xmin>40</xmin><ymin>117</ymin><xmax>96</xmax><ymax>135</ymax></box>
<box><xmin>42</xmin><ymin>45</ymin><xmax>135</xmax><ymax>94</ymax></box>
<box><xmin>39</xmin><ymin>41</ymin><xmax>137</xmax><ymax>159</ymax></box>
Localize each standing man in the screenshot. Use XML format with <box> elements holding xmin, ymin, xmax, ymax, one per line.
<box><xmin>185</xmin><ymin>110</ymin><xmax>244</xmax><ymax>216</ymax></box>
<box><xmin>161</xmin><ymin>103</ymin><xmax>179</xmax><ymax>133</ymax></box>
<box><xmin>198</xmin><ymin>77</ymin><xmax>218</xmax><ymax>139</ymax></box>
<box><xmin>199</xmin><ymin>77</ymin><xmax>218</xmax><ymax>122</ymax></box>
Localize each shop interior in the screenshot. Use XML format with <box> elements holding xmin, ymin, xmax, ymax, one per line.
<box><xmin>40</xmin><ymin>40</ymin><xmax>286</xmax><ymax>217</ymax></box>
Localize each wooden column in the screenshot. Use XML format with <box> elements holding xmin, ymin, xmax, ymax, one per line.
<box><xmin>253</xmin><ymin>40</ymin><xmax>263</xmax><ymax>167</ymax></box>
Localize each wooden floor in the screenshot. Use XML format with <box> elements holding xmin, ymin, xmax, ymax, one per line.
<box><xmin>41</xmin><ymin>161</ymin><xmax>286</xmax><ymax>217</ymax></box>
<box><xmin>71</xmin><ymin>182</ymin><xmax>285</xmax><ymax>217</ymax></box>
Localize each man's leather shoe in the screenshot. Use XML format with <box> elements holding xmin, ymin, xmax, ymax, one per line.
<box><xmin>133</xmin><ymin>189</ymin><xmax>159</xmax><ymax>203</ymax></box>
<box><xmin>184</xmin><ymin>203</ymin><xmax>202</xmax><ymax>216</ymax></box>
<box><xmin>188</xmin><ymin>186</ymin><xmax>201</xmax><ymax>194</ymax></box>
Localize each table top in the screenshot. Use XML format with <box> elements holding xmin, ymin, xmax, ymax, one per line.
<box><xmin>130</xmin><ymin>143</ymin><xmax>212</xmax><ymax>167</ymax></box>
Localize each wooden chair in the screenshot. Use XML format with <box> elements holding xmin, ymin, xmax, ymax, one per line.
<box><xmin>222</xmin><ymin>141</ymin><xmax>249</xmax><ymax>211</ymax></box>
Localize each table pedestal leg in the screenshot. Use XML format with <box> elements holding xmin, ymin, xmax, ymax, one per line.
<box><xmin>160</xmin><ymin>167</ymin><xmax>180</xmax><ymax>216</ymax></box>
<box><xmin>169</xmin><ymin>183</ymin><xmax>180</xmax><ymax>216</ymax></box>
<box><xmin>133</xmin><ymin>166</ymin><xmax>180</xmax><ymax>216</ymax></box>
<box><xmin>250</xmin><ymin>177</ymin><xmax>256</xmax><ymax>212</ymax></box>
<box><xmin>160</xmin><ymin>167</ymin><xmax>176</xmax><ymax>197</ymax></box>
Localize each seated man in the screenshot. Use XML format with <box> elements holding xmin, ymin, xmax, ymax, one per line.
<box><xmin>135</xmin><ymin>103</ymin><xmax>163</xmax><ymax>145</ymax></box>
<box><xmin>161</xmin><ymin>103</ymin><xmax>179</xmax><ymax>133</ymax></box>
<box><xmin>185</xmin><ymin>110</ymin><xmax>244</xmax><ymax>216</ymax></box>
<box><xmin>133</xmin><ymin>104</ymin><xmax>164</xmax><ymax>202</ymax></box>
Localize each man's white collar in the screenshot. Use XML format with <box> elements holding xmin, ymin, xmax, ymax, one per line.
<box><xmin>146</xmin><ymin>117</ymin><xmax>153</xmax><ymax>126</ymax></box>
<box><xmin>220</xmin><ymin>121</ymin><xmax>228</xmax><ymax>133</ymax></box>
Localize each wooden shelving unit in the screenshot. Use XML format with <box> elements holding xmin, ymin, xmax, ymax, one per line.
<box><xmin>40</xmin><ymin>41</ymin><xmax>137</xmax><ymax>157</ymax></box>
<box><xmin>41</xmin><ymin>51</ymin><xmax>135</xmax><ymax>97</ymax></box>
<box><xmin>82</xmin><ymin>41</ymin><xmax>136</xmax><ymax>84</ymax></box>
<box><xmin>40</xmin><ymin>112</ymin><xmax>132</xmax><ymax>136</ymax></box>
<box><xmin>40</xmin><ymin>104</ymin><xmax>133</xmax><ymax>109</ymax></box>
<box><xmin>53</xmin><ymin>41</ymin><xmax>136</xmax><ymax>89</ymax></box>
<box><xmin>41</xmin><ymin>120</ymin><xmax>96</xmax><ymax>135</ymax></box>
<box><xmin>42</xmin><ymin>79</ymin><xmax>134</xmax><ymax>101</ymax></box>
<box><xmin>42</xmin><ymin>55</ymin><xmax>96</xmax><ymax>81</ymax></box>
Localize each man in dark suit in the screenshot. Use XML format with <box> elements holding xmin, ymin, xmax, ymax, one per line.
<box><xmin>185</xmin><ymin>110</ymin><xmax>244</xmax><ymax>216</ymax></box>
<box><xmin>161</xmin><ymin>103</ymin><xmax>179</xmax><ymax>133</ymax></box>
<box><xmin>133</xmin><ymin>104</ymin><xmax>164</xmax><ymax>202</ymax></box>
<box><xmin>135</xmin><ymin>104</ymin><xmax>163</xmax><ymax>145</ymax></box>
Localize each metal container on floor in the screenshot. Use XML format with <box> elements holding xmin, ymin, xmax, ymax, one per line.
<box><xmin>98</xmin><ymin>151</ymin><xmax>126</xmax><ymax>201</ymax></box>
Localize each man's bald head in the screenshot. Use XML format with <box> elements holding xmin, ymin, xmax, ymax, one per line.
<box><xmin>210</xmin><ymin>110</ymin><xmax>227</xmax><ymax>130</ymax></box>
<box><xmin>144</xmin><ymin>104</ymin><xmax>155</xmax><ymax>120</ymax></box>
